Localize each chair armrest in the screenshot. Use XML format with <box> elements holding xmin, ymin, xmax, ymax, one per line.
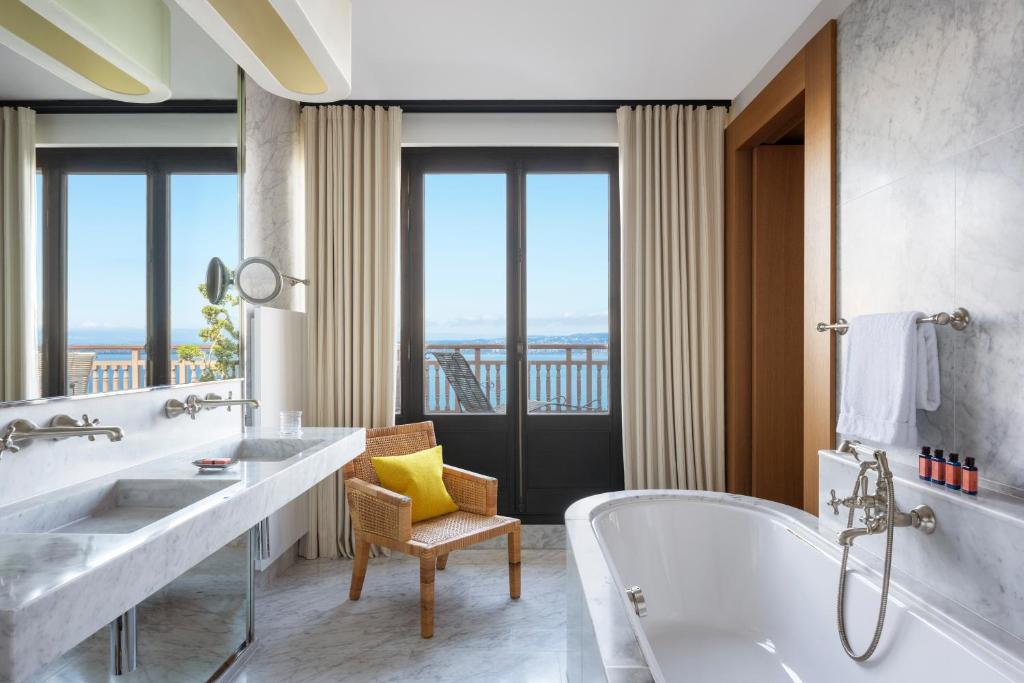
<box><xmin>345</xmin><ymin>478</ymin><xmax>412</xmax><ymax>542</ymax></box>
<box><xmin>442</xmin><ymin>465</ymin><xmax>497</xmax><ymax>516</ymax></box>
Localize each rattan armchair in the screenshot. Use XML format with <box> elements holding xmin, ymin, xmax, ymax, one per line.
<box><xmin>343</xmin><ymin>421</ymin><xmax>522</xmax><ymax>638</ymax></box>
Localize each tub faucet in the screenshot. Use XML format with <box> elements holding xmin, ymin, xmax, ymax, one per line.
<box><xmin>828</xmin><ymin>441</ymin><xmax>936</xmax><ymax>546</ymax></box>
<box><xmin>832</xmin><ymin>440</ymin><xmax>938</xmax><ymax>661</ymax></box>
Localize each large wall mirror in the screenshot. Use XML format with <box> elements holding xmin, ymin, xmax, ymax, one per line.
<box><xmin>0</xmin><ymin>3</ymin><xmax>243</xmax><ymax>405</ymax></box>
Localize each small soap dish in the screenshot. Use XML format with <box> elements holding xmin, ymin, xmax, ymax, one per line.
<box><xmin>192</xmin><ymin>458</ymin><xmax>236</xmax><ymax>472</ymax></box>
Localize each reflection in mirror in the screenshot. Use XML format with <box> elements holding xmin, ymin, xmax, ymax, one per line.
<box><xmin>0</xmin><ymin>5</ymin><xmax>240</xmax><ymax>405</ymax></box>
<box><xmin>205</xmin><ymin>257</ymin><xmax>232</xmax><ymax>306</ymax></box>
<box><xmin>235</xmin><ymin>257</ymin><xmax>283</xmax><ymax>305</ymax></box>
<box><xmin>204</xmin><ymin>256</ymin><xmax>308</xmax><ymax>306</ymax></box>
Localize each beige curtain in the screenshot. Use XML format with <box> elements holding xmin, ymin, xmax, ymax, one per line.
<box><xmin>618</xmin><ymin>105</ymin><xmax>726</xmax><ymax>491</ymax></box>
<box><xmin>0</xmin><ymin>107</ymin><xmax>37</xmax><ymax>403</ymax></box>
<box><xmin>300</xmin><ymin>105</ymin><xmax>401</xmax><ymax>559</ymax></box>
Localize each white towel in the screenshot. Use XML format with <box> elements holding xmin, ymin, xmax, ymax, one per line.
<box><xmin>836</xmin><ymin>311</ymin><xmax>940</xmax><ymax>447</ymax></box>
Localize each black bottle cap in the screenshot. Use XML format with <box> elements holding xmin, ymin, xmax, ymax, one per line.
<box><xmin>965</xmin><ymin>456</ymin><xmax>976</xmax><ymax>468</ymax></box>
<box><xmin>948</xmin><ymin>452</ymin><xmax>960</xmax><ymax>463</ymax></box>
<box><xmin>920</xmin><ymin>446</ymin><xmax>931</xmax><ymax>455</ymax></box>
<box><xmin>934</xmin><ymin>449</ymin><xmax>945</xmax><ymax>457</ymax></box>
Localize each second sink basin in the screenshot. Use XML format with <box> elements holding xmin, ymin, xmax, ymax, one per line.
<box><xmin>230</xmin><ymin>438</ymin><xmax>324</xmax><ymax>463</ymax></box>
<box><xmin>0</xmin><ymin>478</ymin><xmax>238</xmax><ymax>535</ymax></box>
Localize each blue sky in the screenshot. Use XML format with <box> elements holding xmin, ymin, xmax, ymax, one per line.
<box><xmin>54</xmin><ymin>170</ymin><xmax>607</xmax><ymax>345</ymax></box>
<box><xmin>424</xmin><ymin>172</ymin><xmax>609</xmax><ymax>340</ymax></box>
<box><xmin>56</xmin><ymin>173</ymin><xmax>238</xmax><ymax>344</ymax></box>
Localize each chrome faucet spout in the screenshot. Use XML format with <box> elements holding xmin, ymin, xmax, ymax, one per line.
<box><xmin>165</xmin><ymin>391</ymin><xmax>260</xmax><ymax>419</ymax></box>
<box><xmin>0</xmin><ymin>414</ymin><xmax>126</xmax><ymax>457</ymax></box>
<box><xmin>837</xmin><ymin>526</ymin><xmax>872</xmax><ymax>547</ymax></box>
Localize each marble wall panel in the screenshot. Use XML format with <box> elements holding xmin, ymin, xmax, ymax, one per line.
<box><xmin>838</xmin><ymin>0</ymin><xmax>1024</xmax><ymax>492</ymax></box>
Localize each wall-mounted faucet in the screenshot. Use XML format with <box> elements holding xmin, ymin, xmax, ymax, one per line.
<box><xmin>828</xmin><ymin>443</ymin><xmax>936</xmax><ymax>545</ymax></box>
<box><xmin>164</xmin><ymin>391</ymin><xmax>260</xmax><ymax>420</ymax></box>
<box><xmin>0</xmin><ymin>414</ymin><xmax>125</xmax><ymax>458</ymax></box>
<box><xmin>831</xmin><ymin>439</ymin><xmax>936</xmax><ymax>662</ymax></box>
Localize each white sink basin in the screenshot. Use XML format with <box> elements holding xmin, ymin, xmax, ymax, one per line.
<box><xmin>0</xmin><ymin>478</ymin><xmax>238</xmax><ymax>535</ymax></box>
<box><xmin>216</xmin><ymin>437</ymin><xmax>325</xmax><ymax>463</ymax></box>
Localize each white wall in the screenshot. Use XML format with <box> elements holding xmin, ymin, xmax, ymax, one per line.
<box><xmin>35</xmin><ymin>113</ymin><xmax>237</xmax><ymax>147</ymax></box>
<box><xmin>403</xmin><ymin>113</ymin><xmax>617</xmax><ymax>147</ymax></box>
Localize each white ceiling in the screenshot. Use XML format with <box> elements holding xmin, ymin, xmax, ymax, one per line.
<box><xmin>0</xmin><ymin>0</ymin><xmax>821</xmax><ymax>102</ymax></box>
<box><xmin>349</xmin><ymin>0</ymin><xmax>822</xmax><ymax>100</ymax></box>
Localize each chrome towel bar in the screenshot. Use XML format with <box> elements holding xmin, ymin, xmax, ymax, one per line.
<box><xmin>816</xmin><ymin>307</ymin><xmax>970</xmax><ymax>336</ymax></box>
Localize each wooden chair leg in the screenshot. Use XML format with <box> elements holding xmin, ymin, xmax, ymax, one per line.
<box><xmin>349</xmin><ymin>538</ymin><xmax>370</xmax><ymax>600</ymax></box>
<box><xmin>508</xmin><ymin>525</ymin><xmax>521</xmax><ymax>600</ymax></box>
<box><xmin>420</xmin><ymin>554</ymin><xmax>436</xmax><ymax>638</ymax></box>
<box><xmin>436</xmin><ymin>553</ymin><xmax>449</xmax><ymax>570</ymax></box>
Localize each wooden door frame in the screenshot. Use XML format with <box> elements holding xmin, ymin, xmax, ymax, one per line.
<box><xmin>724</xmin><ymin>22</ymin><xmax>837</xmax><ymax>514</ymax></box>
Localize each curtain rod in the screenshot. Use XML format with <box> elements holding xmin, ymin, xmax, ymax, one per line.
<box><xmin>298</xmin><ymin>99</ymin><xmax>732</xmax><ymax>113</ymax></box>
<box><xmin>0</xmin><ymin>100</ymin><xmax>238</xmax><ymax>114</ymax></box>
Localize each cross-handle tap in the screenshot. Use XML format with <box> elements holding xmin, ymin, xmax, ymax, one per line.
<box><xmin>51</xmin><ymin>414</ymin><xmax>101</xmax><ymax>440</ymax></box>
<box><xmin>0</xmin><ymin>414</ymin><xmax>125</xmax><ymax>457</ymax></box>
<box><xmin>832</xmin><ymin>440</ymin><xmax>937</xmax><ymax>546</ymax></box>
<box><xmin>0</xmin><ymin>423</ymin><xmax>21</xmax><ymax>458</ymax></box>
<box><xmin>164</xmin><ymin>391</ymin><xmax>260</xmax><ymax>419</ymax></box>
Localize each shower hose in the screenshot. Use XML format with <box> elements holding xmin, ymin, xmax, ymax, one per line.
<box><xmin>836</xmin><ymin>467</ymin><xmax>895</xmax><ymax>661</ymax></box>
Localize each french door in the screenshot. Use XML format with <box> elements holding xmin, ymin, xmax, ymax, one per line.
<box><xmin>400</xmin><ymin>148</ymin><xmax>622</xmax><ymax>522</ymax></box>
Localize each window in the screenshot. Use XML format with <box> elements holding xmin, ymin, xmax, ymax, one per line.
<box><xmin>37</xmin><ymin>148</ymin><xmax>238</xmax><ymax>397</ymax></box>
<box><xmin>401</xmin><ymin>148</ymin><xmax>622</xmax><ymax>518</ymax></box>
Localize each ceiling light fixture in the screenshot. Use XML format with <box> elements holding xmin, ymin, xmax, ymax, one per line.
<box><xmin>0</xmin><ymin>0</ymin><xmax>171</xmax><ymax>102</ymax></box>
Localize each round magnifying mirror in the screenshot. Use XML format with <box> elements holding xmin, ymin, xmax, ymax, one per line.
<box><xmin>235</xmin><ymin>257</ymin><xmax>283</xmax><ymax>305</ymax></box>
<box><xmin>205</xmin><ymin>257</ymin><xmax>232</xmax><ymax>305</ymax></box>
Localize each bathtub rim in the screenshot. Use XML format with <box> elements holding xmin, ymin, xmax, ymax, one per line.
<box><xmin>565</xmin><ymin>490</ymin><xmax>1024</xmax><ymax>683</ymax></box>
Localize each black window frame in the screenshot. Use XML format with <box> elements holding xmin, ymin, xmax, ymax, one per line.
<box><xmin>400</xmin><ymin>147</ymin><xmax>623</xmax><ymax>519</ymax></box>
<box><xmin>36</xmin><ymin>147</ymin><xmax>237</xmax><ymax>398</ymax></box>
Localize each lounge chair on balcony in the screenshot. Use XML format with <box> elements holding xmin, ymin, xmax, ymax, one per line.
<box><xmin>431</xmin><ymin>350</ymin><xmax>599</xmax><ymax>413</ymax></box>
<box><xmin>430</xmin><ymin>351</ymin><xmax>496</xmax><ymax>413</ymax></box>
<box><xmin>66</xmin><ymin>352</ymin><xmax>96</xmax><ymax>396</ymax></box>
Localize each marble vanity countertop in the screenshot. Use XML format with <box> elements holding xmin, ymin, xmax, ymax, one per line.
<box><xmin>0</xmin><ymin>427</ymin><xmax>364</xmax><ymax>683</ymax></box>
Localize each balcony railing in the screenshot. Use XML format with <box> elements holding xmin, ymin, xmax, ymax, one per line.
<box><xmin>66</xmin><ymin>345</ymin><xmax>236</xmax><ymax>394</ymax></box>
<box><xmin>423</xmin><ymin>342</ymin><xmax>609</xmax><ymax>413</ymax></box>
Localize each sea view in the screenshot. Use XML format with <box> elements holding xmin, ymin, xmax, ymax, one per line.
<box><xmin>66</xmin><ymin>328</ymin><xmax>610</xmax><ymax>412</ymax></box>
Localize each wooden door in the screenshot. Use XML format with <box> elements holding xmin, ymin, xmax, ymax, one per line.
<box><xmin>751</xmin><ymin>145</ymin><xmax>804</xmax><ymax>508</ymax></box>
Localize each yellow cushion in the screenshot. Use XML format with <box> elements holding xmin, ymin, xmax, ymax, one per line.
<box><xmin>371</xmin><ymin>445</ymin><xmax>459</xmax><ymax>523</ymax></box>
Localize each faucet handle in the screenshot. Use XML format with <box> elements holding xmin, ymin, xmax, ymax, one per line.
<box><xmin>0</xmin><ymin>425</ymin><xmax>20</xmax><ymax>457</ymax></box>
<box><xmin>828</xmin><ymin>489</ymin><xmax>842</xmax><ymax>515</ymax></box>
<box><xmin>80</xmin><ymin>414</ymin><xmax>100</xmax><ymax>440</ymax></box>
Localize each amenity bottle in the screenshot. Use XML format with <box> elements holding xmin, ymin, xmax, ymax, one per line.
<box><xmin>918</xmin><ymin>446</ymin><xmax>932</xmax><ymax>481</ymax></box>
<box><xmin>930</xmin><ymin>449</ymin><xmax>946</xmax><ymax>486</ymax></box>
<box><xmin>962</xmin><ymin>457</ymin><xmax>979</xmax><ymax>496</ymax></box>
<box><xmin>945</xmin><ymin>453</ymin><xmax>962</xmax><ymax>491</ymax></box>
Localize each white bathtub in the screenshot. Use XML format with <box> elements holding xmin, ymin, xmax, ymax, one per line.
<box><xmin>565</xmin><ymin>491</ymin><xmax>1024</xmax><ymax>683</ymax></box>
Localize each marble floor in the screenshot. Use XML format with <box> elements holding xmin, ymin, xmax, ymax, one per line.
<box><xmin>236</xmin><ymin>548</ymin><xmax>568</xmax><ymax>683</ymax></box>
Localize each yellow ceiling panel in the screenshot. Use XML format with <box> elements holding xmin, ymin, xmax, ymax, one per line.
<box><xmin>208</xmin><ymin>0</ymin><xmax>326</xmax><ymax>96</ymax></box>
<box><xmin>0</xmin><ymin>1</ymin><xmax>149</xmax><ymax>96</ymax></box>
